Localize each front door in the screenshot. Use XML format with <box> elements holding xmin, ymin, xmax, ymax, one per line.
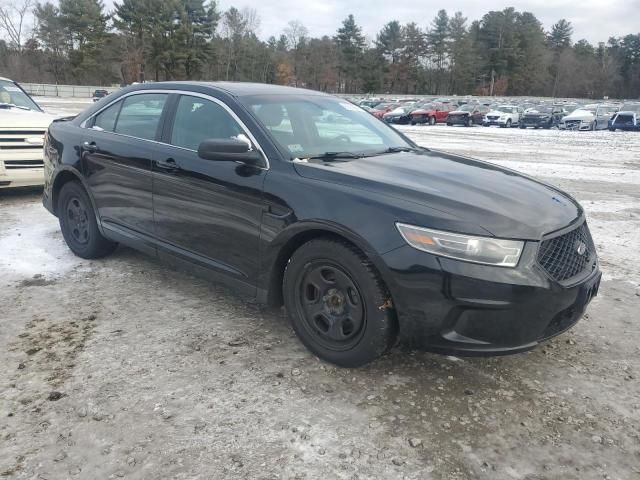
<box><xmin>152</xmin><ymin>93</ymin><xmax>267</xmax><ymax>289</ymax></box>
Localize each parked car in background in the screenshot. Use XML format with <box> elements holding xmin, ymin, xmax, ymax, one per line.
<box><xmin>483</xmin><ymin>105</ymin><xmax>522</xmax><ymax>128</ymax></box>
<box><xmin>608</xmin><ymin>103</ymin><xmax>640</xmax><ymax>131</ymax></box>
<box><xmin>409</xmin><ymin>103</ymin><xmax>456</xmax><ymax>125</ymax></box>
<box><xmin>519</xmin><ymin>105</ymin><xmax>567</xmax><ymax>129</ymax></box>
<box><xmin>371</xmin><ymin>102</ymin><xmax>400</xmax><ymax>119</ymax></box>
<box><xmin>92</xmin><ymin>89</ymin><xmax>110</xmax><ymax>102</ymax></box>
<box><xmin>42</xmin><ymin>81</ymin><xmax>601</xmax><ymax>367</ymax></box>
<box><xmin>383</xmin><ymin>105</ymin><xmax>415</xmax><ymax>124</ymax></box>
<box><xmin>446</xmin><ymin>104</ymin><xmax>490</xmax><ymax>126</ymax></box>
<box><xmin>559</xmin><ymin>104</ymin><xmax>618</xmax><ymax>131</ymax></box>
<box><xmin>0</xmin><ymin>76</ymin><xmax>56</xmax><ymax>189</ymax></box>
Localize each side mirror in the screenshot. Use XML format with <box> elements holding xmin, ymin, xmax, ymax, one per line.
<box><xmin>197</xmin><ymin>138</ymin><xmax>263</xmax><ymax>167</ymax></box>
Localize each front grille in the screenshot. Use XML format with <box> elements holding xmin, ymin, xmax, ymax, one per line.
<box><xmin>487</xmin><ymin>115</ymin><xmax>500</xmax><ymax>120</ymax></box>
<box><xmin>4</xmin><ymin>159</ymin><xmax>44</xmax><ymax>169</ymax></box>
<box><xmin>537</xmin><ymin>223</ymin><xmax>596</xmax><ymax>283</ymax></box>
<box><xmin>0</xmin><ymin>129</ymin><xmax>46</xmax><ymax>168</ymax></box>
<box><xmin>563</xmin><ymin>119</ymin><xmax>581</xmax><ymax>129</ymax></box>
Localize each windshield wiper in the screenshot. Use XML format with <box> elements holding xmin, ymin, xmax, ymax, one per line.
<box><xmin>0</xmin><ymin>103</ymin><xmax>31</xmax><ymax>111</ymax></box>
<box><xmin>372</xmin><ymin>146</ymin><xmax>419</xmax><ymax>156</ymax></box>
<box><xmin>305</xmin><ymin>151</ymin><xmax>364</xmax><ymax>161</ymax></box>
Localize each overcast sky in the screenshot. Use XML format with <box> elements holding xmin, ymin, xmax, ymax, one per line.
<box><xmin>213</xmin><ymin>0</ymin><xmax>640</xmax><ymax>44</ymax></box>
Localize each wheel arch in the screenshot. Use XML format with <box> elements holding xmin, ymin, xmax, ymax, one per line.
<box><xmin>50</xmin><ymin>167</ymin><xmax>105</xmax><ymax>235</ymax></box>
<box><xmin>263</xmin><ymin>223</ymin><xmax>396</xmax><ymax>313</ymax></box>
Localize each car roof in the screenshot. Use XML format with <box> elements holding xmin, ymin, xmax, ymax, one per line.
<box><xmin>0</xmin><ymin>76</ymin><xmax>14</xmax><ymax>82</ymax></box>
<box><xmin>132</xmin><ymin>81</ymin><xmax>330</xmax><ymax>97</ymax></box>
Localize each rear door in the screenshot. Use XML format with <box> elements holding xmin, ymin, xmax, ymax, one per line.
<box><xmin>152</xmin><ymin>93</ymin><xmax>267</xmax><ymax>289</ymax></box>
<box><xmin>83</xmin><ymin>92</ymin><xmax>170</xmax><ymax>237</ymax></box>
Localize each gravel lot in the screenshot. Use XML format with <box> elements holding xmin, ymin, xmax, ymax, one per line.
<box><xmin>1</xmin><ymin>99</ymin><xmax>639</xmax><ymax>479</ymax></box>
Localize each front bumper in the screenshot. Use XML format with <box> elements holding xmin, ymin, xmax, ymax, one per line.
<box><xmin>447</xmin><ymin>115</ymin><xmax>471</xmax><ymax>125</ymax></box>
<box><xmin>521</xmin><ymin>117</ymin><xmax>551</xmax><ymax>128</ymax></box>
<box><xmin>483</xmin><ymin>118</ymin><xmax>509</xmax><ymax>126</ymax></box>
<box><xmin>380</xmin><ymin>242</ymin><xmax>601</xmax><ymax>355</ymax></box>
<box><xmin>560</xmin><ymin>121</ymin><xmax>592</xmax><ymax>131</ymax></box>
<box><xmin>0</xmin><ymin>164</ymin><xmax>44</xmax><ymax>189</ymax></box>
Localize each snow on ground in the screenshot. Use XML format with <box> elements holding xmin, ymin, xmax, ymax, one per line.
<box><xmin>1</xmin><ymin>104</ymin><xmax>639</xmax><ymax>480</ymax></box>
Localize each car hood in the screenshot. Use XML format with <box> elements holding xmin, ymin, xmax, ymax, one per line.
<box><xmin>0</xmin><ymin>108</ymin><xmax>57</xmax><ymax>128</ymax></box>
<box><xmin>293</xmin><ymin>150</ymin><xmax>581</xmax><ymax>240</ymax></box>
<box><xmin>524</xmin><ymin>111</ymin><xmax>551</xmax><ymax>117</ymax></box>
<box><xmin>563</xmin><ymin>110</ymin><xmax>594</xmax><ymax>121</ymax></box>
<box><xmin>486</xmin><ymin>110</ymin><xmax>508</xmax><ymax>116</ymax></box>
<box><xmin>449</xmin><ymin>110</ymin><xmax>470</xmax><ymax>115</ymax></box>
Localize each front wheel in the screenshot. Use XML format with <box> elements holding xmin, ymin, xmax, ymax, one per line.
<box><xmin>58</xmin><ymin>181</ymin><xmax>118</xmax><ymax>259</ymax></box>
<box><xmin>429</xmin><ymin>116</ymin><xmax>436</xmax><ymax>126</ymax></box>
<box><xmin>466</xmin><ymin>117</ymin><xmax>473</xmax><ymax>127</ymax></box>
<box><xmin>283</xmin><ymin>239</ymin><xmax>397</xmax><ymax>367</ymax></box>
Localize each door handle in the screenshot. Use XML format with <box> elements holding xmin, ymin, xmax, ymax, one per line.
<box><xmin>155</xmin><ymin>158</ymin><xmax>181</xmax><ymax>172</ymax></box>
<box><xmin>82</xmin><ymin>141</ymin><xmax>98</xmax><ymax>152</ymax></box>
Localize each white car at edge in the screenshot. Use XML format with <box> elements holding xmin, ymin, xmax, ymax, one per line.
<box><xmin>482</xmin><ymin>105</ymin><xmax>523</xmax><ymax>128</ymax></box>
<box><xmin>0</xmin><ymin>76</ymin><xmax>57</xmax><ymax>188</ymax></box>
<box><xmin>559</xmin><ymin>104</ymin><xmax>618</xmax><ymax>131</ymax></box>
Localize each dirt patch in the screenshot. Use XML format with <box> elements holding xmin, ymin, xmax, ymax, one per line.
<box><xmin>18</xmin><ymin>274</ymin><xmax>58</xmax><ymax>287</ymax></box>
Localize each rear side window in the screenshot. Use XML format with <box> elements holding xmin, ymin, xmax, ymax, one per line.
<box><xmin>93</xmin><ymin>101</ymin><xmax>121</xmax><ymax>132</ymax></box>
<box><xmin>114</xmin><ymin>93</ymin><xmax>168</xmax><ymax>141</ymax></box>
<box><xmin>170</xmin><ymin>95</ymin><xmax>243</xmax><ymax>151</ymax></box>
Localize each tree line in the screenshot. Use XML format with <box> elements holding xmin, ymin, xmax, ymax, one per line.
<box><xmin>1</xmin><ymin>0</ymin><xmax>639</xmax><ymax>99</ymax></box>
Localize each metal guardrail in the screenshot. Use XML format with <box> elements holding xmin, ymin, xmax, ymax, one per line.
<box><xmin>20</xmin><ymin>83</ymin><xmax>120</xmax><ymax>98</ymax></box>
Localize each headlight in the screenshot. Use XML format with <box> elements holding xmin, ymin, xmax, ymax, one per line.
<box><xmin>395</xmin><ymin>223</ymin><xmax>524</xmax><ymax>267</ymax></box>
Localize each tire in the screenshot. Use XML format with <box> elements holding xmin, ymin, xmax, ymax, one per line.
<box><xmin>519</xmin><ymin>125</ymin><xmax>525</xmax><ymax>129</ymax></box>
<box><xmin>58</xmin><ymin>181</ymin><xmax>117</xmax><ymax>259</ymax></box>
<box><xmin>410</xmin><ymin>121</ymin><xmax>416</xmax><ymax>126</ymax></box>
<box><xmin>283</xmin><ymin>238</ymin><xmax>397</xmax><ymax>367</ymax></box>
<box><xmin>446</xmin><ymin>122</ymin><xmax>452</xmax><ymax>127</ymax></box>
<box><xmin>466</xmin><ymin>117</ymin><xmax>473</xmax><ymax>127</ymax></box>
<box><xmin>506</xmin><ymin>119</ymin><xmax>512</xmax><ymax>128</ymax></box>
<box><xmin>592</xmin><ymin>121</ymin><xmax>597</xmax><ymax>131</ymax></box>
<box><xmin>429</xmin><ymin>116</ymin><xmax>436</xmax><ymax>126</ymax></box>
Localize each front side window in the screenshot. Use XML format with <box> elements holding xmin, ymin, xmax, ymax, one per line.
<box><xmin>170</xmin><ymin>95</ymin><xmax>244</xmax><ymax>151</ymax></box>
<box><xmin>93</xmin><ymin>101</ymin><xmax>122</xmax><ymax>132</ymax></box>
<box><xmin>242</xmin><ymin>94</ymin><xmax>414</xmax><ymax>159</ymax></box>
<box><xmin>114</xmin><ymin>93</ymin><xmax>168</xmax><ymax>141</ymax></box>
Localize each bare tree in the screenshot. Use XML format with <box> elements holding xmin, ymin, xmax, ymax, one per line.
<box><xmin>0</xmin><ymin>0</ymin><xmax>33</xmax><ymax>52</ymax></box>
<box><xmin>284</xmin><ymin>20</ymin><xmax>308</xmax><ymax>86</ymax></box>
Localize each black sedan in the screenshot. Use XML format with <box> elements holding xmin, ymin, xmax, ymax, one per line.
<box><xmin>42</xmin><ymin>82</ymin><xmax>601</xmax><ymax>367</ymax></box>
<box><xmin>446</xmin><ymin>104</ymin><xmax>490</xmax><ymax>126</ymax></box>
<box><xmin>382</xmin><ymin>105</ymin><xmax>414</xmax><ymax>124</ymax></box>
<box><xmin>520</xmin><ymin>106</ymin><xmax>566</xmax><ymax>129</ymax></box>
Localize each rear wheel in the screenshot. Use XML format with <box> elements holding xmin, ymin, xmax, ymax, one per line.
<box><xmin>283</xmin><ymin>239</ymin><xmax>396</xmax><ymax>367</ymax></box>
<box><xmin>429</xmin><ymin>116</ymin><xmax>436</xmax><ymax>126</ymax></box>
<box><xmin>58</xmin><ymin>181</ymin><xmax>117</xmax><ymax>259</ymax></box>
<box><xmin>466</xmin><ymin>117</ymin><xmax>473</xmax><ymax>127</ymax></box>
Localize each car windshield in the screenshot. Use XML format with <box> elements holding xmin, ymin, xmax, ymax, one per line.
<box><xmin>0</xmin><ymin>80</ymin><xmax>41</xmax><ymax>111</ymax></box>
<box><xmin>458</xmin><ymin>104</ymin><xmax>477</xmax><ymax>112</ymax></box>
<box><xmin>242</xmin><ymin>94</ymin><xmax>415</xmax><ymax>159</ymax></box>
<box><xmin>531</xmin><ymin>106</ymin><xmax>553</xmax><ymax>113</ymax></box>
<box><xmin>496</xmin><ymin>106</ymin><xmax>514</xmax><ymax>113</ymax></box>
<box><xmin>580</xmin><ymin>106</ymin><xmax>598</xmax><ymax>114</ymax></box>
<box><xmin>621</xmin><ymin>103</ymin><xmax>640</xmax><ymax>113</ymax></box>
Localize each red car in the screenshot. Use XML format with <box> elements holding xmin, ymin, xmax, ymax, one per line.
<box><xmin>371</xmin><ymin>103</ymin><xmax>401</xmax><ymax>119</ymax></box>
<box><xmin>410</xmin><ymin>103</ymin><xmax>457</xmax><ymax>125</ymax></box>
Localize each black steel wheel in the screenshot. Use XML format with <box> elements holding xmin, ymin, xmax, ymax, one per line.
<box><xmin>58</xmin><ymin>181</ymin><xmax>117</xmax><ymax>259</ymax></box>
<box><xmin>296</xmin><ymin>262</ymin><xmax>366</xmax><ymax>351</ymax></box>
<box><xmin>283</xmin><ymin>238</ymin><xmax>397</xmax><ymax>367</ymax></box>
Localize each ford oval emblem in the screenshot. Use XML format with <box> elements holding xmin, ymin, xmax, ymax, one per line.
<box><xmin>576</xmin><ymin>241</ymin><xmax>587</xmax><ymax>255</ymax></box>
